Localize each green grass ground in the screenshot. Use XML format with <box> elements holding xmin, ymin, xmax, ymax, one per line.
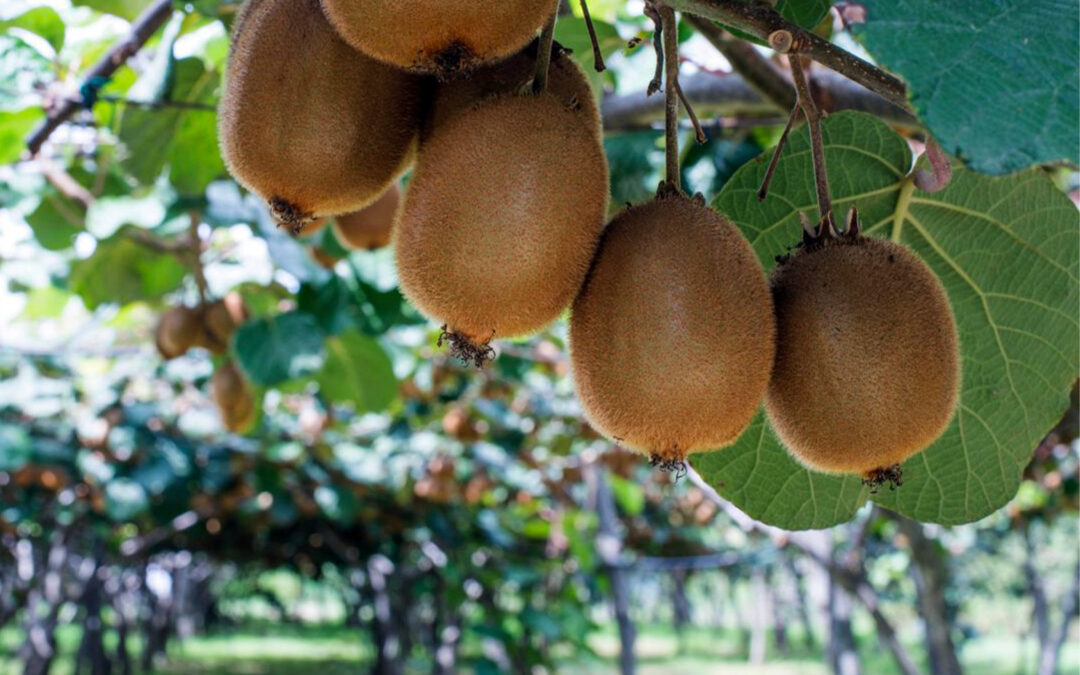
<box><xmin>1</xmin><ymin>621</ymin><xmax>1077</xmax><ymax>674</ymax></box>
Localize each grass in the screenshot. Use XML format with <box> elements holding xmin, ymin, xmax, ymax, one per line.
<box><xmin>1</xmin><ymin>620</ymin><xmax>1077</xmax><ymax>674</ymax></box>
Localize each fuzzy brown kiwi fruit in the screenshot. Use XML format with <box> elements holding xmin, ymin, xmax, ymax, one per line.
<box><xmin>200</xmin><ymin>292</ymin><xmax>249</xmax><ymax>355</ymax></box>
<box><xmin>423</xmin><ymin>40</ymin><xmax>599</xmax><ymax>142</ymax></box>
<box><xmin>220</xmin><ymin>0</ymin><xmax>423</xmax><ymax>232</ymax></box>
<box><xmin>333</xmin><ymin>183</ymin><xmax>401</xmax><ymax>251</ymax></box>
<box><xmin>212</xmin><ymin>361</ymin><xmax>257</xmax><ymax>433</ymax></box>
<box><xmin>155</xmin><ymin>305</ymin><xmax>203</xmax><ymax>359</ymax></box>
<box><xmin>569</xmin><ymin>192</ymin><xmax>776</xmax><ymax>468</ymax></box>
<box><xmin>396</xmin><ymin>92</ymin><xmax>609</xmax><ymax>366</ymax></box>
<box><xmin>765</xmin><ymin>231</ymin><xmax>959</xmax><ymax>487</ymax></box>
<box><xmin>320</xmin><ymin>0</ymin><xmax>558</xmax><ymax>77</ymax></box>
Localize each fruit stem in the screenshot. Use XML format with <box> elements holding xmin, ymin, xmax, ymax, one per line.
<box><xmin>187</xmin><ymin>210</ymin><xmax>209</xmax><ymax>308</ymax></box>
<box><xmin>788</xmin><ymin>54</ymin><xmax>834</xmax><ymax>234</ymax></box>
<box><xmin>675</xmin><ymin>79</ymin><xmax>707</xmax><ymax>144</ymax></box>
<box><xmin>659</xmin><ymin>3</ymin><xmax>682</xmax><ymax>192</ymax></box>
<box><xmin>579</xmin><ymin>0</ymin><xmax>607</xmax><ymax>73</ymax></box>
<box><xmin>532</xmin><ymin>10</ymin><xmax>559</xmax><ymax>94</ymax></box>
<box><xmin>644</xmin><ymin>2</ymin><xmax>664</xmax><ymax>96</ymax></box>
<box><xmin>756</xmin><ymin>102</ymin><xmax>801</xmax><ymax>201</ymax></box>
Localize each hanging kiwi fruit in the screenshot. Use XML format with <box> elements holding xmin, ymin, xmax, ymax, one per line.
<box><xmin>199</xmin><ymin>292</ymin><xmax>249</xmax><ymax>355</ymax></box>
<box><xmin>219</xmin><ymin>0</ymin><xmax>424</xmax><ymax>232</ymax></box>
<box><xmin>333</xmin><ymin>183</ymin><xmax>401</xmax><ymax>252</ymax></box>
<box><xmin>764</xmin><ymin>211</ymin><xmax>960</xmax><ymax>488</ymax></box>
<box><xmin>212</xmin><ymin>361</ymin><xmax>257</xmax><ymax>433</ymax></box>
<box><xmin>320</xmin><ymin>0</ymin><xmax>559</xmax><ymax>77</ymax></box>
<box><xmin>395</xmin><ymin>91</ymin><xmax>609</xmax><ymax>367</ymax></box>
<box><xmin>569</xmin><ymin>192</ymin><xmax>776</xmax><ymax>468</ymax></box>
<box><xmin>154</xmin><ymin>305</ymin><xmax>203</xmax><ymax>360</ymax></box>
<box><xmin>423</xmin><ymin>39</ymin><xmax>600</xmax><ymax>142</ymax></box>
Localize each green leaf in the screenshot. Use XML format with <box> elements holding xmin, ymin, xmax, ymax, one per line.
<box><xmin>25</xmin><ymin>191</ymin><xmax>85</xmax><ymax>250</ymax></box>
<box><xmin>854</xmin><ymin>0</ymin><xmax>1079</xmax><ymax>174</ymax></box>
<box><xmin>72</xmin><ymin>0</ymin><xmax>154</xmax><ymax>21</ymax></box>
<box><xmin>69</xmin><ymin>227</ymin><xmax>187</xmax><ymax>309</ymax></box>
<box><xmin>316</xmin><ymin>330</ymin><xmax>398</xmax><ymax>412</ymax></box>
<box><xmin>0</xmin><ymin>107</ymin><xmax>42</xmax><ymax>165</ymax></box>
<box><xmin>702</xmin><ymin>111</ymin><xmax>1079</xmax><ymax>528</ymax></box>
<box><xmin>234</xmin><ymin>311</ymin><xmax>327</xmax><ymax>387</ymax></box>
<box><xmin>1</xmin><ymin>7</ymin><xmax>65</xmax><ymax>53</ymax></box>
<box><xmin>608</xmin><ymin>474</ymin><xmax>645</xmax><ymax>516</ymax></box>
<box><xmin>774</xmin><ymin>0</ymin><xmax>831</xmax><ymax>31</ymax></box>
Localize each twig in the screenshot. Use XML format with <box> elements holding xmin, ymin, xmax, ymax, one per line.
<box><xmin>579</xmin><ymin>0</ymin><xmax>607</xmax><ymax>72</ymax></box>
<box><xmin>659</xmin><ymin>3</ymin><xmax>681</xmax><ymax>192</ymax></box>
<box><xmin>187</xmin><ymin>212</ymin><xmax>209</xmax><ymax>308</ymax></box>
<box><xmin>674</xmin><ymin>80</ymin><xmax>707</xmax><ymax>144</ymax></box>
<box><xmin>24</xmin><ymin>0</ymin><xmax>175</xmax><ymax>156</ymax></box>
<box><xmin>788</xmin><ymin>54</ymin><xmax>833</xmax><ymax>231</ymax></box>
<box><xmin>38</xmin><ymin>158</ymin><xmax>95</xmax><ymax>208</ymax></box>
<box><xmin>757</xmin><ymin>103</ymin><xmax>801</xmax><ymax>200</ymax></box>
<box><xmin>685</xmin><ymin>15</ymin><xmax>796</xmax><ymax>111</ymax></box>
<box><xmin>664</xmin><ymin>0</ymin><xmax>907</xmax><ymax>110</ymax></box>
<box><xmin>65</xmin><ymin>95</ymin><xmax>217</xmax><ymax>112</ymax></box>
<box><xmin>644</xmin><ymin>3</ymin><xmax>665</xmax><ymax>96</ymax></box>
<box><xmin>124</xmin><ymin>228</ymin><xmax>188</xmax><ymax>255</ymax></box>
<box><xmin>532</xmin><ymin>11</ymin><xmax>559</xmax><ymax>94</ymax></box>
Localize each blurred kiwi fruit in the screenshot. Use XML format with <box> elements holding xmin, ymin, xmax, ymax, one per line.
<box><xmin>395</xmin><ymin>92</ymin><xmax>609</xmax><ymax>366</ymax></box>
<box><xmin>199</xmin><ymin>292</ymin><xmax>249</xmax><ymax>355</ymax></box>
<box><xmin>333</xmin><ymin>183</ymin><xmax>401</xmax><ymax>251</ymax></box>
<box><xmin>212</xmin><ymin>361</ymin><xmax>257</xmax><ymax>433</ymax></box>
<box><xmin>220</xmin><ymin>0</ymin><xmax>424</xmax><ymax>232</ymax></box>
<box><xmin>569</xmin><ymin>192</ymin><xmax>776</xmax><ymax>468</ymax></box>
<box><xmin>155</xmin><ymin>305</ymin><xmax>203</xmax><ymax>360</ymax></box>
<box><xmin>765</xmin><ymin>227</ymin><xmax>959</xmax><ymax>487</ymax></box>
<box><xmin>320</xmin><ymin>0</ymin><xmax>558</xmax><ymax>77</ymax></box>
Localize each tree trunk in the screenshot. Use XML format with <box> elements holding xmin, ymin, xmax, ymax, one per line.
<box><xmin>748</xmin><ymin>567</ymin><xmax>768</xmax><ymax>665</ymax></box>
<box><xmin>367</xmin><ymin>555</ymin><xmax>403</xmax><ymax>675</ymax></box>
<box><xmin>766</xmin><ymin>566</ymin><xmax>790</xmax><ymax>656</ymax></box>
<box><xmin>896</xmin><ymin>516</ymin><xmax>962</xmax><ymax>675</ymax></box>
<box><xmin>671</xmin><ymin>569</ymin><xmax>690</xmax><ymax>650</ymax></box>
<box><xmin>828</xmin><ymin>580</ymin><xmax>861</xmax><ymax>675</ymax></box>
<box><xmin>1026</xmin><ymin>521</ymin><xmax>1080</xmax><ymax>675</ymax></box>
<box><xmin>74</xmin><ymin>550</ymin><xmax>110</xmax><ymax>675</ymax></box>
<box><xmin>591</xmin><ymin>465</ymin><xmax>635</xmax><ymax>675</ymax></box>
<box><xmin>21</xmin><ymin>529</ymin><xmax>69</xmax><ymax>675</ymax></box>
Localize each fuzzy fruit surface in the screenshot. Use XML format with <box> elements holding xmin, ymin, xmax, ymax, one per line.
<box><xmin>219</xmin><ymin>0</ymin><xmax>423</xmax><ymax>230</ymax></box>
<box><xmin>569</xmin><ymin>194</ymin><xmax>776</xmax><ymax>461</ymax></box>
<box><xmin>320</xmin><ymin>0</ymin><xmax>557</xmax><ymax>76</ymax></box>
<box><xmin>423</xmin><ymin>41</ymin><xmax>599</xmax><ymax>143</ymax></box>
<box><xmin>333</xmin><ymin>183</ymin><xmax>401</xmax><ymax>251</ymax></box>
<box><xmin>765</xmin><ymin>236</ymin><xmax>960</xmax><ymax>475</ymax></box>
<box><xmin>155</xmin><ymin>306</ymin><xmax>202</xmax><ymax>360</ymax></box>
<box><xmin>396</xmin><ymin>92</ymin><xmax>609</xmax><ymax>344</ymax></box>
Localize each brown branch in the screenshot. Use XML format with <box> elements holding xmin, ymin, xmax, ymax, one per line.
<box><xmin>685</xmin><ymin>15</ymin><xmax>796</xmax><ymax>112</ymax></box>
<box><xmin>756</xmin><ymin>103</ymin><xmax>801</xmax><ymax>200</ymax></box>
<box><xmin>38</xmin><ymin>159</ymin><xmax>94</xmax><ymax>208</ymax></box>
<box><xmin>644</xmin><ymin>2</ymin><xmax>665</xmax><ymax>96</ymax></box>
<box><xmin>789</xmin><ymin>55</ymin><xmax>834</xmax><ymax>230</ymax></box>
<box><xmin>664</xmin><ymin>0</ymin><xmax>908</xmax><ymax>111</ymax></box>
<box><xmin>579</xmin><ymin>0</ymin><xmax>607</xmax><ymax>72</ymax></box>
<box><xmin>25</xmin><ymin>0</ymin><xmax>175</xmax><ymax>156</ymax></box>
<box><xmin>659</xmin><ymin>3</ymin><xmax>681</xmax><ymax>191</ymax></box>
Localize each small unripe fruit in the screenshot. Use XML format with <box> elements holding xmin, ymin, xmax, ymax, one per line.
<box><xmin>396</xmin><ymin>92</ymin><xmax>609</xmax><ymax>365</ymax></box>
<box><xmin>570</xmin><ymin>192</ymin><xmax>776</xmax><ymax>466</ymax></box>
<box><xmin>333</xmin><ymin>183</ymin><xmax>401</xmax><ymax>251</ymax></box>
<box><xmin>765</xmin><ymin>234</ymin><xmax>959</xmax><ymax>484</ymax></box>
<box><xmin>220</xmin><ymin>0</ymin><xmax>423</xmax><ymax>231</ymax></box>
<box><xmin>320</xmin><ymin>0</ymin><xmax>558</xmax><ymax>77</ymax></box>
<box><xmin>155</xmin><ymin>305</ymin><xmax>202</xmax><ymax>360</ymax></box>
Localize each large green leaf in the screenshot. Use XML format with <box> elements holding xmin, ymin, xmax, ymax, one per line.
<box><xmin>699</xmin><ymin>111</ymin><xmax>1078</xmax><ymax>528</ymax></box>
<box><xmin>316</xmin><ymin>330</ymin><xmax>398</xmax><ymax>413</ymax></box>
<box><xmin>69</xmin><ymin>227</ymin><xmax>187</xmax><ymax>309</ymax></box>
<box><xmin>854</xmin><ymin>0</ymin><xmax>1079</xmax><ymax>174</ymax></box>
<box><xmin>234</xmin><ymin>311</ymin><xmax>327</xmax><ymax>387</ymax></box>
<box><xmin>1</xmin><ymin>7</ymin><xmax>65</xmax><ymax>53</ymax></box>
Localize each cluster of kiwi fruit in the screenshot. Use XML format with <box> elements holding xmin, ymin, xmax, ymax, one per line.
<box><xmin>218</xmin><ymin>0</ymin><xmax>960</xmax><ymax>485</ymax></box>
<box><xmin>154</xmin><ymin>293</ymin><xmax>256</xmax><ymax>432</ymax></box>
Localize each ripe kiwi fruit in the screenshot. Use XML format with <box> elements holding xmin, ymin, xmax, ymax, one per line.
<box><xmin>423</xmin><ymin>40</ymin><xmax>599</xmax><ymax>142</ymax></box>
<box><xmin>212</xmin><ymin>361</ymin><xmax>257</xmax><ymax>433</ymax></box>
<box><xmin>395</xmin><ymin>91</ymin><xmax>609</xmax><ymax>366</ymax></box>
<box><xmin>569</xmin><ymin>192</ymin><xmax>776</xmax><ymax>468</ymax></box>
<box><xmin>199</xmin><ymin>292</ymin><xmax>249</xmax><ymax>355</ymax></box>
<box><xmin>320</xmin><ymin>0</ymin><xmax>558</xmax><ymax>77</ymax></box>
<box><xmin>333</xmin><ymin>183</ymin><xmax>401</xmax><ymax>251</ymax></box>
<box><xmin>765</xmin><ymin>222</ymin><xmax>959</xmax><ymax>487</ymax></box>
<box><xmin>155</xmin><ymin>305</ymin><xmax>203</xmax><ymax>360</ymax></box>
<box><xmin>220</xmin><ymin>0</ymin><xmax>424</xmax><ymax>232</ymax></box>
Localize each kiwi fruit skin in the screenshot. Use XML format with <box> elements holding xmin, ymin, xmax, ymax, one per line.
<box><xmin>212</xmin><ymin>361</ymin><xmax>256</xmax><ymax>433</ymax></box>
<box><xmin>220</xmin><ymin>0</ymin><xmax>423</xmax><ymax>230</ymax></box>
<box><xmin>765</xmin><ymin>236</ymin><xmax>960</xmax><ymax>475</ymax></box>
<box><xmin>320</xmin><ymin>0</ymin><xmax>558</xmax><ymax>77</ymax></box>
<box><xmin>155</xmin><ymin>306</ymin><xmax>203</xmax><ymax>360</ymax></box>
<box><xmin>569</xmin><ymin>194</ymin><xmax>776</xmax><ymax>461</ymax></box>
<box><xmin>199</xmin><ymin>292</ymin><xmax>249</xmax><ymax>355</ymax></box>
<box><xmin>423</xmin><ymin>41</ymin><xmax>599</xmax><ymax>143</ymax></box>
<box><xmin>333</xmin><ymin>183</ymin><xmax>401</xmax><ymax>251</ymax></box>
<box><xmin>395</xmin><ymin>92</ymin><xmax>609</xmax><ymax>344</ymax></box>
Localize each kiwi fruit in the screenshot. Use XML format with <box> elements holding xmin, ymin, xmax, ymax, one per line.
<box><xmin>155</xmin><ymin>305</ymin><xmax>203</xmax><ymax>360</ymax></box>
<box><xmin>200</xmin><ymin>292</ymin><xmax>249</xmax><ymax>355</ymax></box>
<box><xmin>212</xmin><ymin>361</ymin><xmax>257</xmax><ymax>433</ymax></box>
<box><xmin>320</xmin><ymin>0</ymin><xmax>558</xmax><ymax>77</ymax></box>
<box><xmin>395</xmin><ymin>91</ymin><xmax>609</xmax><ymax>365</ymax></box>
<box><xmin>569</xmin><ymin>192</ymin><xmax>776</xmax><ymax>467</ymax></box>
<box><xmin>765</xmin><ymin>228</ymin><xmax>959</xmax><ymax>486</ymax></box>
<box><xmin>333</xmin><ymin>183</ymin><xmax>401</xmax><ymax>251</ymax></box>
<box><xmin>423</xmin><ymin>40</ymin><xmax>599</xmax><ymax>142</ymax></box>
<box><xmin>219</xmin><ymin>0</ymin><xmax>423</xmax><ymax>232</ymax></box>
